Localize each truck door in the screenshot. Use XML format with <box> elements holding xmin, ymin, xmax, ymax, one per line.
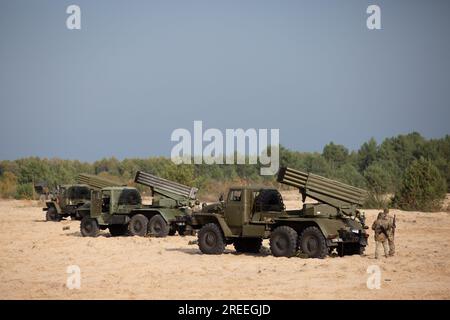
<box><xmin>58</xmin><ymin>187</ymin><xmax>67</xmax><ymax>207</ymax></box>
<box><xmin>224</xmin><ymin>189</ymin><xmax>244</xmax><ymax>233</ymax></box>
<box><xmin>90</xmin><ymin>190</ymin><xmax>102</xmax><ymax>217</ymax></box>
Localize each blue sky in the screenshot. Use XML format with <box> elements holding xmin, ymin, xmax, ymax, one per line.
<box><xmin>1</xmin><ymin>0</ymin><xmax>449</xmax><ymax>160</ymax></box>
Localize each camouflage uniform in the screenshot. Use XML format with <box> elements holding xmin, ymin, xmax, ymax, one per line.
<box><xmin>372</xmin><ymin>212</ymin><xmax>390</xmax><ymax>259</ymax></box>
<box><xmin>384</xmin><ymin>208</ymin><xmax>396</xmax><ymax>256</ymax></box>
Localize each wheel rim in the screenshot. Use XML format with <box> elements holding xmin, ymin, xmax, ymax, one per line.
<box><xmin>204</xmin><ymin>231</ymin><xmax>217</xmax><ymax>248</ymax></box>
<box><xmin>133</xmin><ymin>220</ymin><xmax>142</xmax><ymax>233</ymax></box>
<box><xmin>305</xmin><ymin>236</ymin><xmax>319</xmax><ymax>254</ymax></box>
<box><xmin>274</xmin><ymin>235</ymin><xmax>288</xmax><ymax>252</ymax></box>
<box><xmin>153</xmin><ymin>221</ymin><xmax>162</xmax><ymax>233</ymax></box>
<box><xmin>84</xmin><ymin>221</ymin><xmax>93</xmax><ymax>233</ymax></box>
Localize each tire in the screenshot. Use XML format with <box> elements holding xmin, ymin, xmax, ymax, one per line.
<box><xmin>80</xmin><ymin>216</ymin><xmax>100</xmax><ymax>237</ymax></box>
<box><xmin>270</xmin><ymin>226</ymin><xmax>298</xmax><ymax>257</ymax></box>
<box><xmin>46</xmin><ymin>207</ymin><xmax>61</xmax><ymax>222</ymax></box>
<box><xmin>234</xmin><ymin>238</ymin><xmax>263</xmax><ymax>253</ymax></box>
<box><xmin>299</xmin><ymin>226</ymin><xmax>328</xmax><ymax>258</ymax></box>
<box><xmin>109</xmin><ymin>224</ymin><xmax>128</xmax><ymax>237</ymax></box>
<box><xmin>254</xmin><ymin>189</ymin><xmax>285</xmax><ymax>212</ymax></box>
<box><xmin>198</xmin><ymin>223</ymin><xmax>225</xmax><ymax>255</ymax></box>
<box><xmin>147</xmin><ymin>215</ymin><xmax>170</xmax><ymax>237</ymax></box>
<box><xmin>128</xmin><ymin>214</ymin><xmax>149</xmax><ymax>236</ymax></box>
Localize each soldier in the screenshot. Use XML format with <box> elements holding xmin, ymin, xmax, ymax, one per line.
<box><xmin>383</xmin><ymin>207</ymin><xmax>396</xmax><ymax>256</ymax></box>
<box><xmin>372</xmin><ymin>212</ymin><xmax>390</xmax><ymax>259</ymax></box>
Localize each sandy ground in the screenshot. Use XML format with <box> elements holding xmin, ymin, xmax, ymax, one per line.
<box><xmin>1</xmin><ymin>192</ymin><xmax>450</xmax><ymax>300</ymax></box>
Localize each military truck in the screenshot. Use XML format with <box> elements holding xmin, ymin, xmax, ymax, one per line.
<box><xmin>43</xmin><ymin>174</ymin><xmax>121</xmax><ymax>222</ymax></box>
<box><xmin>79</xmin><ymin>171</ymin><xmax>199</xmax><ymax>237</ymax></box>
<box><xmin>186</xmin><ymin>167</ymin><xmax>369</xmax><ymax>258</ymax></box>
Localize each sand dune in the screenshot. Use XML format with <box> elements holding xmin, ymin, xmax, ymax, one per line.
<box><xmin>1</xmin><ymin>193</ymin><xmax>449</xmax><ymax>299</ymax></box>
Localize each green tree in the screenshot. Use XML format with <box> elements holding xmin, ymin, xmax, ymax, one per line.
<box><xmin>363</xmin><ymin>162</ymin><xmax>395</xmax><ymax>207</ymax></box>
<box><xmin>333</xmin><ymin>163</ymin><xmax>366</xmax><ymax>188</ymax></box>
<box><xmin>357</xmin><ymin>137</ymin><xmax>378</xmax><ymax>171</ymax></box>
<box><xmin>393</xmin><ymin>158</ymin><xmax>447</xmax><ymax>211</ymax></box>
<box><xmin>322</xmin><ymin>142</ymin><xmax>349</xmax><ymax>168</ymax></box>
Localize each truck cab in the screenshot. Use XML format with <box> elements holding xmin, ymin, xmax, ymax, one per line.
<box><xmin>89</xmin><ymin>187</ymin><xmax>142</xmax><ymax>222</ymax></box>
<box><xmin>79</xmin><ymin>173</ymin><xmax>199</xmax><ymax>238</ymax></box>
<box><xmin>43</xmin><ymin>184</ymin><xmax>91</xmax><ymax>221</ymax></box>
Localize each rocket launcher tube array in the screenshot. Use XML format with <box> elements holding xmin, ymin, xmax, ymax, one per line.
<box><xmin>277</xmin><ymin>167</ymin><xmax>368</xmax><ymax>208</ymax></box>
<box><xmin>134</xmin><ymin>171</ymin><xmax>198</xmax><ymax>200</ymax></box>
<box><xmin>77</xmin><ymin>174</ymin><xmax>124</xmax><ymax>190</ymax></box>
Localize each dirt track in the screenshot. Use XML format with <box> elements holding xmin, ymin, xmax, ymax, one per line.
<box><xmin>1</xmin><ymin>193</ymin><xmax>450</xmax><ymax>299</ymax></box>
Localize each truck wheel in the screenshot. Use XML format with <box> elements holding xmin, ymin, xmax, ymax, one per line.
<box><xmin>148</xmin><ymin>215</ymin><xmax>170</xmax><ymax>237</ymax></box>
<box><xmin>128</xmin><ymin>214</ymin><xmax>149</xmax><ymax>236</ymax></box>
<box><xmin>109</xmin><ymin>224</ymin><xmax>128</xmax><ymax>237</ymax></box>
<box><xmin>299</xmin><ymin>226</ymin><xmax>328</xmax><ymax>258</ymax></box>
<box><xmin>270</xmin><ymin>226</ymin><xmax>298</xmax><ymax>257</ymax></box>
<box><xmin>46</xmin><ymin>207</ymin><xmax>61</xmax><ymax>222</ymax></box>
<box><xmin>198</xmin><ymin>223</ymin><xmax>225</xmax><ymax>255</ymax></box>
<box><xmin>80</xmin><ymin>216</ymin><xmax>100</xmax><ymax>237</ymax></box>
<box><xmin>234</xmin><ymin>238</ymin><xmax>262</xmax><ymax>253</ymax></box>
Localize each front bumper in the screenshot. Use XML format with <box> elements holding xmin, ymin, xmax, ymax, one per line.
<box><xmin>328</xmin><ymin>229</ymin><xmax>368</xmax><ymax>246</ymax></box>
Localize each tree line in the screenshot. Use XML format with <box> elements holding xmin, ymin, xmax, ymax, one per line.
<box><xmin>0</xmin><ymin>132</ymin><xmax>448</xmax><ymax>211</ymax></box>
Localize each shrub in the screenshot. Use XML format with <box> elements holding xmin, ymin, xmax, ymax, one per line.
<box><xmin>392</xmin><ymin>158</ymin><xmax>447</xmax><ymax>211</ymax></box>
<box><xmin>0</xmin><ymin>172</ymin><xmax>18</xmax><ymax>198</ymax></box>
<box><xmin>15</xmin><ymin>183</ymin><xmax>34</xmax><ymax>200</ymax></box>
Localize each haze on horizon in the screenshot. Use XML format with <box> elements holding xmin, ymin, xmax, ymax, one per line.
<box><xmin>1</xmin><ymin>0</ymin><xmax>449</xmax><ymax>161</ymax></box>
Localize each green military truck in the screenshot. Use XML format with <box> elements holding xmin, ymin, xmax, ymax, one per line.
<box><xmin>43</xmin><ymin>174</ymin><xmax>121</xmax><ymax>222</ymax></box>
<box><xmin>79</xmin><ymin>171</ymin><xmax>199</xmax><ymax>238</ymax></box>
<box><xmin>186</xmin><ymin>167</ymin><xmax>369</xmax><ymax>258</ymax></box>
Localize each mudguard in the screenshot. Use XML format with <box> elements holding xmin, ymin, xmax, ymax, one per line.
<box><xmin>131</xmin><ymin>208</ymin><xmax>181</xmax><ymax>224</ymax></box>
<box><xmin>156</xmin><ymin>208</ymin><xmax>180</xmax><ymax>223</ymax></box>
<box><xmin>192</xmin><ymin>213</ymin><xmax>235</xmax><ymax>237</ymax></box>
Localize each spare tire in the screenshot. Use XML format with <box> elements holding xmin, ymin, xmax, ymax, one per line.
<box><xmin>254</xmin><ymin>189</ymin><xmax>285</xmax><ymax>212</ymax></box>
